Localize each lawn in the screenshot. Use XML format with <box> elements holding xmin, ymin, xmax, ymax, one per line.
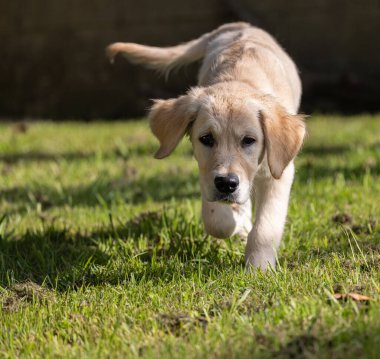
<box><xmin>0</xmin><ymin>115</ymin><xmax>379</xmax><ymax>358</ymax></box>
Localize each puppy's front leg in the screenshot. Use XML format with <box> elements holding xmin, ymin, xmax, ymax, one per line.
<box><xmin>202</xmin><ymin>200</ymin><xmax>252</xmax><ymax>239</ymax></box>
<box><xmin>245</xmin><ymin>162</ymin><xmax>295</xmax><ymax>270</ymax></box>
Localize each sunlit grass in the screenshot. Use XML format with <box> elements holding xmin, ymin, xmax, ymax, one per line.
<box><xmin>0</xmin><ymin>116</ymin><xmax>379</xmax><ymax>358</ymax></box>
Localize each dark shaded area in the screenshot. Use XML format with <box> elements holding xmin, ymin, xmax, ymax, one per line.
<box><xmin>0</xmin><ymin>209</ymin><xmax>235</xmax><ymax>290</ymax></box>
<box><xmin>0</xmin><ymin>142</ymin><xmax>160</xmax><ymax>164</ymax></box>
<box><xmin>269</xmin><ymin>327</ymin><xmax>378</xmax><ymax>359</ymax></box>
<box><xmin>1</xmin><ymin>0</ymin><xmax>380</xmax><ymax>119</ymax></box>
<box><xmin>0</xmin><ymin>202</ymin><xmax>378</xmax><ymax>292</ymax></box>
<box><xmin>0</xmin><ymin>226</ymin><xmax>113</xmax><ymax>289</ymax></box>
<box><xmin>0</xmin><ymin>151</ymin><xmax>95</xmax><ymax>164</ymax></box>
<box><xmin>223</xmin><ymin>0</ymin><xmax>380</xmax><ymax>115</ymax></box>
<box><xmin>301</xmin><ymin>142</ymin><xmax>380</xmax><ymax>157</ymax></box>
<box><xmin>0</xmin><ymin>0</ymin><xmax>234</xmax><ymax>119</ymax></box>
<box><xmin>0</xmin><ymin>169</ymin><xmax>199</xmax><ymax>211</ymax></box>
<box><xmin>301</xmin><ymin>74</ymin><xmax>380</xmax><ymax>115</ymax></box>
<box><xmin>297</xmin><ymin>161</ymin><xmax>380</xmax><ymax>183</ymax></box>
<box><xmin>1</xmin><ymin>145</ymin><xmax>376</xmax><ymax>214</ymax></box>
<box><xmin>301</xmin><ymin>145</ymin><xmax>350</xmax><ymax>156</ymax></box>
<box><xmin>273</xmin><ymin>335</ymin><xmax>319</xmax><ymax>359</ymax></box>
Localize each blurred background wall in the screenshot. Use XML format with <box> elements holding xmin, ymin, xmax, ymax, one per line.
<box><xmin>1</xmin><ymin>0</ymin><xmax>379</xmax><ymax>119</ymax></box>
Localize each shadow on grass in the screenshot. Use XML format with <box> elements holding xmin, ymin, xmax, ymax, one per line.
<box><xmin>301</xmin><ymin>144</ymin><xmax>351</xmax><ymax>156</ymax></box>
<box><xmin>2</xmin><ymin>207</ymin><xmax>379</xmax><ymax>292</ymax></box>
<box><xmin>300</xmin><ymin>140</ymin><xmax>380</xmax><ymax>158</ymax></box>
<box><xmin>2</xmin><ymin>159</ymin><xmax>379</xmax><ymax>212</ymax></box>
<box><xmin>0</xmin><ymin>209</ymin><xmax>240</xmax><ymax>291</ymax></box>
<box><xmin>0</xmin><ymin>141</ymin><xmax>175</xmax><ymax>164</ymax></box>
<box><xmin>0</xmin><ymin>151</ymin><xmax>95</xmax><ymax>164</ymax></box>
<box><xmin>0</xmin><ymin>226</ymin><xmax>111</xmax><ymax>289</ymax></box>
<box><xmin>0</xmin><ymin>170</ymin><xmax>200</xmax><ymax>210</ymax></box>
<box><xmin>297</xmin><ymin>161</ymin><xmax>380</xmax><ymax>182</ymax></box>
<box><xmin>265</xmin><ymin>324</ymin><xmax>379</xmax><ymax>359</ymax></box>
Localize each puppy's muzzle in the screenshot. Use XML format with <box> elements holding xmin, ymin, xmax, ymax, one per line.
<box><xmin>214</xmin><ymin>173</ymin><xmax>239</xmax><ymax>194</ymax></box>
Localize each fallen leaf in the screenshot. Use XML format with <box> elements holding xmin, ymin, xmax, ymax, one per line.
<box><xmin>333</xmin><ymin>292</ymin><xmax>371</xmax><ymax>302</ymax></box>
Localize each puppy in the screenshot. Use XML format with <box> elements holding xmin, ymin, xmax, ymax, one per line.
<box><xmin>107</xmin><ymin>22</ymin><xmax>306</xmax><ymax>270</ymax></box>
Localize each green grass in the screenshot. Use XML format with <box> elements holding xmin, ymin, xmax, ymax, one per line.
<box><xmin>0</xmin><ymin>115</ymin><xmax>379</xmax><ymax>358</ymax></box>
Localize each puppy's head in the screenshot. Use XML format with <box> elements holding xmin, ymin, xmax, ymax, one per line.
<box><xmin>149</xmin><ymin>83</ymin><xmax>305</xmax><ymax>204</ymax></box>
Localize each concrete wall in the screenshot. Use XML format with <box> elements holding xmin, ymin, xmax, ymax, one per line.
<box><xmin>1</xmin><ymin>0</ymin><xmax>379</xmax><ymax>119</ymax></box>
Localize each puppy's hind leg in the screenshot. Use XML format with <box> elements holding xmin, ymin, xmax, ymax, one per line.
<box><xmin>202</xmin><ymin>200</ymin><xmax>252</xmax><ymax>240</ymax></box>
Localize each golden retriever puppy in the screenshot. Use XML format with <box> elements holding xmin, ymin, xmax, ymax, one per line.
<box><xmin>107</xmin><ymin>22</ymin><xmax>306</xmax><ymax>270</ymax></box>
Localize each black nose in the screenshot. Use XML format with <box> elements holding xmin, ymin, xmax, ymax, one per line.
<box><xmin>214</xmin><ymin>173</ymin><xmax>239</xmax><ymax>194</ymax></box>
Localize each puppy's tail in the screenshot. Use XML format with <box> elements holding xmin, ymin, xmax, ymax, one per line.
<box><xmin>106</xmin><ymin>22</ymin><xmax>250</xmax><ymax>76</ymax></box>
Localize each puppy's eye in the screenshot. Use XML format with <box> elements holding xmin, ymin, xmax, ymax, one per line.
<box><xmin>199</xmin><ymin>134</ymin><xmax>215</xmax><ymax>147</ymax></box>
<box><xmin>241</xmin><ymin>136</ymin><xmax>256</xmax><ymax>147</ymax></box>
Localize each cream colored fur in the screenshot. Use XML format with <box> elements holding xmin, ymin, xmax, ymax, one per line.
<box><xmin>107</xmin><ymin>22</ymin><xmax>306</xmax><ymax>271</ymax></box>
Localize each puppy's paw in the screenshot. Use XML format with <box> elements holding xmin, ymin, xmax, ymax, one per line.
<box><xmin>244</xmin><ymin>248</ymin><xmax>276</xmax><ymax>272</ymax></box>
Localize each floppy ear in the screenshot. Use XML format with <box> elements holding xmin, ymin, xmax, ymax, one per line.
<box><xmin>149</xmin><ymin>87</ymin><xmax>203</xmax><ymax>159</ymax></box>
<box><xmin>260</xmin><ymin>106</ymin><xmax>306</xmax><ymax>179</ymax></box>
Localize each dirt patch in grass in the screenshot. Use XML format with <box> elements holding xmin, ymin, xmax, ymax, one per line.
<box><xmin>332</xmin><ymin>213</ymin><xmax>353</xmax><ymax>225</ymax></box>
<box><xmin>273</xmin><ymin>335</ymin><xmax>319</xmax><ymax>358</ymax></box>
<box><xmin>351</xmin><ymin>219</ymin><xmax>377</xmax><ymax>235</ymax></box>
<box><xmin>127</xmin><ymin>211</ymin><xmax>161</xmax><ymax>227</ymax></box>
<box><xmin>332</xmin><ymin>213</ymin><xmax>378</xmax><ymax>235</ymax></box>
<box><xmin>12</xmin><ymin>122</ymin><xmax>30</xmax><ymax>134</ymax></box>
<box><xmin>1</xmin><ymin>281</ymin><xmax>54</xmax><ymax>312</ymax></box>
<box><xmin>157</xmin><ymin>312</ymin><xmax>208</xmax><ymax>337</ymax></box>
